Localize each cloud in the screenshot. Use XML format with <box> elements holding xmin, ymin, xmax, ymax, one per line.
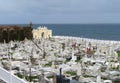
<box><xmin>0</xmin><ymin>0</ymin><xmax>120</xmax><ymax>24</ymax></box>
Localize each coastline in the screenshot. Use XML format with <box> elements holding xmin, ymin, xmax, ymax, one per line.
<box><xmin>54</xmin><ymin>36</ymin><xmax>120</xmax><ymax>44</ymax></box>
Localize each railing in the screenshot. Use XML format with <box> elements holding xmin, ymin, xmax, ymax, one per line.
<box><xmin>0</xmin><ymin>67</ymin><xmax>27</xmax><ymax>83</ymax></box>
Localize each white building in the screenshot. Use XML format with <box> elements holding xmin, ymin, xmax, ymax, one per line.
<box><xmin>32</xmin><ymin>26</ymin><xmax>52</xmax><ymax>39</ymax></box>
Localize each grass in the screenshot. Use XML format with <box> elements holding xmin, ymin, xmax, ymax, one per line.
<box><xmin>65</xmin><ymin>59</ymin><xmax>70</xmax><ymax>63</ymax></box>
<box><xmin>16</xmin><ymin>73</ymin><xmax>38</xmax><ymax>82</ymax></box>
<box><xmin>111</xmin><ymin>66</ymin><xmax>119</xmax><ymax>70</ymax></box>
<box><xmin>101</xmin><ymin>77</ymin><xmax>107</xmax><ymax>80</ymax></box>
<box><xmin>114</xmin><ymin>74</ymin><xmax>120</xmax><ymax>76</ymax></box>
<box><xmin>83</xmin><ymin>75</ymin><xmax>95</xmax><ymax>78</ymax></box>
<box><xmin>110</xmin><ymin>60</ymin><xmax>117</xmax><ymax>62</ymax></box>
<box><xmin>75</xmin><ymin>59</ymin><xmax>80</xmax><ymax>62</ymax></box>
<box><xmin>117</xmin><ymin>51</ymin><xmax>120</xmax><ymax>57</ymax></box>
<box><xmin>101</xmin><ymin>69</ymin><xmax>105</xmax><ymax>72</ymax></box>
<box><xmin>47</xmin><ymin>76</ymin><xmax>53</xmax><ymax>79</ymax></box>
<box><xmin>16</xmin><ymin>73</ymin><xmax>23</xmax><ymax>78</ymax></box>
<box><xmin>44</xmin><ymin>62</ymin><xmax>52</xmax><ymax>67</ymax></box>
<box><xmin>25</xmin><ymin>76</ymin><xmax>38</xmax><ymax>81</ymax></box>
<box><xmin>66</xmin><ymin>71</ymin><xmax>77</xmax><ymax>76</ymax></box>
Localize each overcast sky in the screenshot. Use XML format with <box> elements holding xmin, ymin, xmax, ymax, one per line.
<box><xmin>0</xmin><ymin>0</ymin><xmax>120</xmax><ymax>24</ymax></box>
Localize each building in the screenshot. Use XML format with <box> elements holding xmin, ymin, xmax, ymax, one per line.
<box><xmin>32</xmin><ymin>26</ymin><xmax>52</xmax><ymax>39</ymax></box>
<box><xmin>0</xmin><ymin>24</ymin><xmax>33</xmax><ymax>43</ymax></box>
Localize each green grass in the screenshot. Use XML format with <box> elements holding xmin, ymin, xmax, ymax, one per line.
<box><xmin>65</xmin><ymin>59</ymin><xmax>70</xmax><ymax>63</ymax></box>
<box><xmin>111</xmin><ymin>66</ymin><xmax>119</xmax><ymax>70</ymax></box>
<box><xmin>83</xmin><ymin>75</ymin><xmax>95</xmax><ymax>78</ymax></box>
<box><xmin>101</xmin><ymin>77</ymin><xmax>107</xmax><ymax>80</ymax></box>
<box><xmin>16</xmin><ymin>73</ymin><xmax>38</xmax><ymax>82</ymax></box>
<box><xmin>16</xmin><ymin>73</ymin><xmax>23</xmax><ymax>78</ymax></box>
<box><xmin>101</xmin><ymin>69</ymin><xmax>105</xmax><ymax>72</ymax></box>
<box><xmin>117</xmin><ymin>52</ymin><xmax>120</xmax><ymax>57</ymax></box>
<box><xmin>110</xmin><ymin>60</ymin><xmax>117</xmax><ymax>62</ymax></box>
<box><xmin>114</xmin><ymin>74</ymin><xmax>120</xmax><ymax>76</ymax></box>
<box><xmin>25</xmin><ymin>76</ymin><xmax>38</xmax><ymax>81</ymax></box>
<box><xmin>75</xmin><ymin>59</ymin><xmax>80</xmax><ymax>62</ymax></box>
<box><xmin>66</xmin><ymin>71</ymin><xmax>77</xmax><ymax>76</ymax></box>
<box><xmin>47</xmin><ymin>76</ymin><xmax>53</xmax><ymax>79</ymax></box>
<box><xmin>44</xmin><ymin>62</ymin><xmax>52</xmax><ymax>67</ymax></box>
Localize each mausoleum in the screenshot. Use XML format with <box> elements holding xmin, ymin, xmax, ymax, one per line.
<box><xmin>32</xmin><ymin>26</ymin><xmax>52</xmax><ymax>39</ymax></box>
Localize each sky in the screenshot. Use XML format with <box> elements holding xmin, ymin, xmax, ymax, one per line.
<box><xmin>0</xmin><ymin>0</ymin><xmax>120</xmax><ymax>24</ymax></box>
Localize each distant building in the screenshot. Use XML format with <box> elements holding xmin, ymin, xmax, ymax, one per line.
<box><xmin>0</xmin><ymin>24</ymin><xmax>33</xmax><ymax>43</ymax></box>
<box><xmin>32</xmin><ymin>26</ymin><xmax>52</xmax><ymax>39</ymax></box>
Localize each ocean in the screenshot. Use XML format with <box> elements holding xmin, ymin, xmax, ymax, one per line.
<box><xmin>1</xmin><ymin>24</ymin><xmax>120</xmax><ymax>41</ymax></box>
<box><xmin>33</xmin><ymin>24</ymin><xmax>120</xmax><ymax>41</ymax></box>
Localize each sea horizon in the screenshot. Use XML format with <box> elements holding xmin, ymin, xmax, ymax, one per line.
<box><xmin>1</xmin><ymin>24</ymin><xmax>120</xmax><ymax>41</ymax></box>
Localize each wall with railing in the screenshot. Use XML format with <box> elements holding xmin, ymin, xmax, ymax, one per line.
<box><xmin>0</xmin><ymin>67</ymin><xmax>27</xmax><ymax>83</ymax></box>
